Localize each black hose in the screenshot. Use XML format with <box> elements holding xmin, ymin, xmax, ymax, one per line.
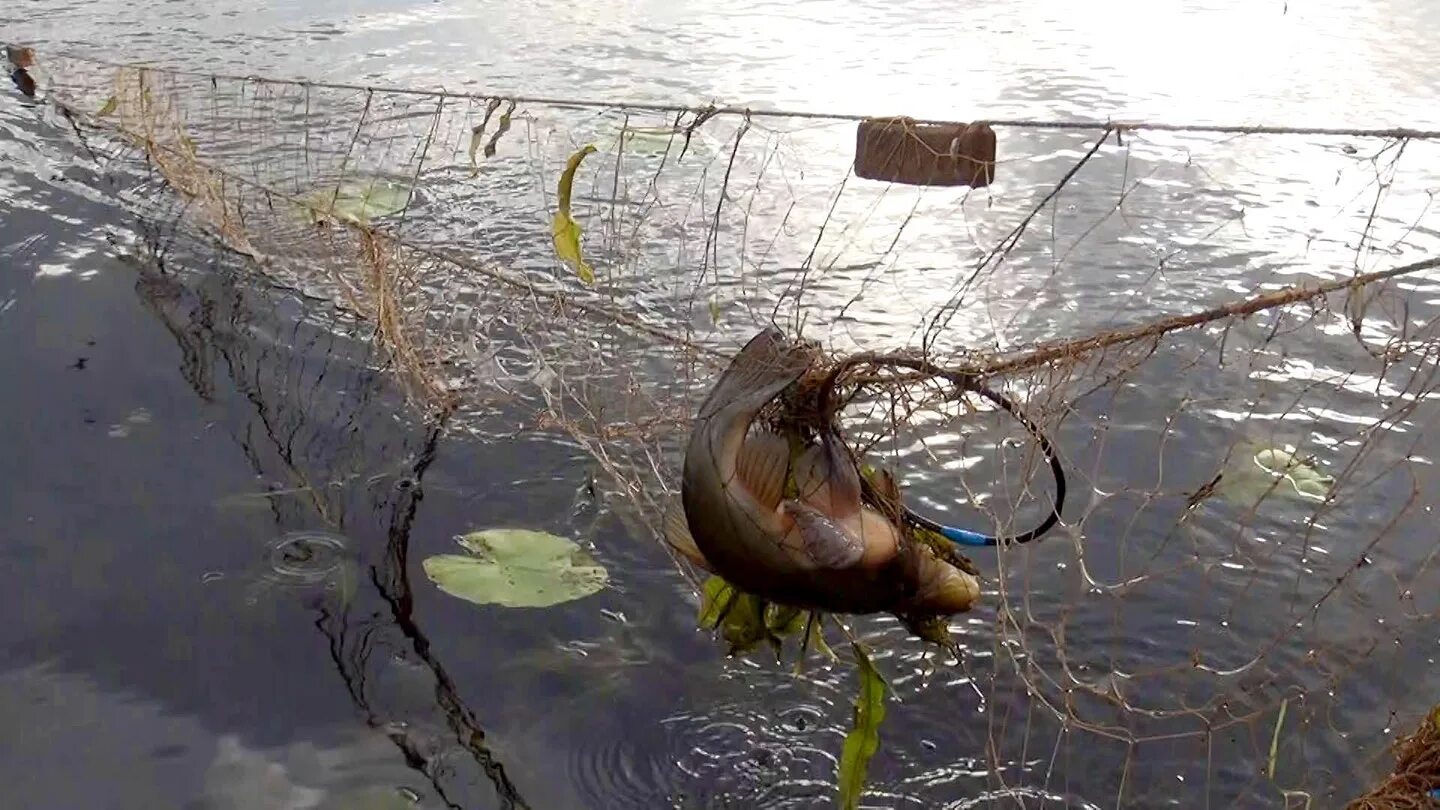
<box><xmin>899</xmin><ymin>375</ymin><xmax>1066</xmax><ymax>546</ymax></box>
<box><xmin>826</xmin><ymin>359</ymin><xmax>1067</xmax><ymax>548</ymax></box>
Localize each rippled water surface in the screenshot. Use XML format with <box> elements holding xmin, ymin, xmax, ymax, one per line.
<box><xmin>3</xmin><ymin>2</ymin><xmax>1440</xmax><ymax>809</ymax></box>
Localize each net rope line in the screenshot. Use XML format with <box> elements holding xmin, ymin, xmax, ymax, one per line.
<box><xmin>65</xmin><ymin>98</ymin><xmax>1440</xmax><ymax>392</ymax></box>
<box><xmin>44</xmin><ymin>49</ymin><xmax>1440</xmax><ymax>142</ymax></box>
<box><xmin>30</xmin><ymin>49</ymin><xmax>1440</xmax><ymax>388</ymax></box>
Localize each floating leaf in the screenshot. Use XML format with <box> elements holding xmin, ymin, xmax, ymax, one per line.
<box><xmin>1254</xmin><ymin>448</ymin><xmax>1334</xmax><ymax>501</ymax></box>
<box><xmin>613</xmin><ymin>125</ymin><xmax>681</xmax><ymax>155</ymax></box>
<box><xmin>421</xmin><ymin>528</ymin><xmax>608</xmax><ymax>609</ymax></box>
<box><xmin>97</xmin><ymin>95</ymin><xmax>118</xmax><ymax>117</ymax></box>
<box><xmin>1218</xmin><ymin>443</ymin><xmax>1335</xmax><ymax>505</ymax></box>
<box><xmin>298</xmin><ymin>177</ymin><xmax>413</xmax><ymax>226</ymax></box>
<box><xmin>551</xmin><ymin>144</ymin><xmax>598</xmax><ymax>284</ymax></box>
<box><xmin>837</xmin><ymin>642</ymin><xmax>888</xmax><ymax>810</ymax></box>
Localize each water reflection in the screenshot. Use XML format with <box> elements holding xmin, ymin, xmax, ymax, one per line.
<box><xmin>122</xmin><ymin>225</ymin><xmax>539</xmax><ymax>809</ymax></box>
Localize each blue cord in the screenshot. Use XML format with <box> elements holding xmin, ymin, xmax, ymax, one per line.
<box><xmin>937</xmin><ymin>524</ymin><xmax>993</xmax><ymax>547</ymax></box>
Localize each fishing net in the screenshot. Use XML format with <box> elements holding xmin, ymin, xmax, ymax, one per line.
<box><xmin>19</xmin><ymin>49</ymin><xmax>1440</xmax><ymax>808</ymax></box>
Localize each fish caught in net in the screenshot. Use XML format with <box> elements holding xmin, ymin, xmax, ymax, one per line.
<box><xmin>13</xmin><ymin>45</ymin><xmax>1440</xmax><ymax>808</ymax></box>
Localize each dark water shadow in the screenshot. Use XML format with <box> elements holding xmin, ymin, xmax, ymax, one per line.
<box><xmin>120</xmin><ymin>206</ymin><xmax>535</xmax><ymax>808</ymax></box>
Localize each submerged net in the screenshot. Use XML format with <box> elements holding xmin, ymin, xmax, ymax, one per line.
<box><xmin>19</xmin><ymin>48</ymin><xmax>1440</xmax><ymax>807</ymax></box>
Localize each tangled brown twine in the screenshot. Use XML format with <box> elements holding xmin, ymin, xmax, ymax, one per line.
<box><xmin>767</xmin><ymin>347</ymin><xmax>1066</xmax><ymax>551</ymax></box>
<box><xmin>1346</xmin><ymin>707</ymin><xmax>1440</xmax><ymax>809</ymax></box>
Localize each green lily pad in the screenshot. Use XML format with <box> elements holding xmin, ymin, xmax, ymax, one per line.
<box><xmin>422</xmin><ymin>528</ymin><xmax>609</xmax><ymax>608</ymax></box>
<box><xmin>614</xmin><ymin>125</ymin><xmax>681</xmax><ymax>154</ymax></box>
<box><xmin>1217</xmin><ymin>443</ymin><xmax>1335</xmax><ymax>505</ymax></box>
<box><xmin>1253</xmin><ymin>447</ymin><xmax>1335</xmax><ymax>500</ymax></box>
<box><xmin>298</xmin><ymin>177</ymin><xmax>413</xmax><ymax>226</ymax></box>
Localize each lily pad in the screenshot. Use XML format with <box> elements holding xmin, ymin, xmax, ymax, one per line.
<box><xmin>422</xmin><ymin>528</ymin><xmax>608</xmax><ymax>608</ymax></box>
<box><xmin>613</xmin><ymin>125</ymin><xmax>681</xmax><ymax>154</ymax></box>
<box><xmin>1217</xmin><ymin>442</ymin><xmax>1336</xmax><ymax>505</ymax></box>
<box><xmin>299</xmin><ymin>177</ymin><xmax>413</xmax><ymax>226</ymax></box>
<box><xmin>1253</xmin><ymin>448</ymin><xmax>1335</xmax><ymax>500</ymax></box>
<box><xmin>606</xmin><ymin>123</ymin><xmax>717</xmax><ymax>158</ymax></box>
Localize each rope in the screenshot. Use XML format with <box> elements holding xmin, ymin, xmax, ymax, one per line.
<box><xmin>966</xmin><ymin>256</ymin><xmax>1440</xmax><ymax>379</ymax></box>
<box><xmin>54</xmin><ymin>86</ymin><xmax>1440</xmax><ymax>386</ymax></box>
<box><xmin>39</xmin><ymin>48</ymin><xmax>1440</xmax><ymax>142</ymax></box>
<box><xmin>52</xmin><ymin>96</ymin><xmax>735</xmax><ymax>367</ymax></box>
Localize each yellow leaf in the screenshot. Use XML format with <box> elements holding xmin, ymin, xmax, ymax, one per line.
<box><xmin>550</xmin><ymin>144</ymin><xmax>597</xmax><ymax>284</ymax></box>
<box><xmin>97</xmin><ymin>96</ymin><xmax>118</xmax><ymax>117</ymax></box>
<box><xmin>808</xmin><ymin>616</ymin><xmax>837</xmax><ymax>662</ymax></box>
<box><xmin>697</xmin><ymin>575</ymin><xmax>736</xmax><ymax>630</ymax></box>
<box><xmin>551</xmin><ymin>214</ymin><xmax>594</xmax><ymax>285</ymax></box>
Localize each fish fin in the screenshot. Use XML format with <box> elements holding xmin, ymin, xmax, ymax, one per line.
<box><xmin>871</xmin><ymin>466</ymin><xmax>902</xmax><ymax>505</ymax></box>
<box><xmin>782</xmin><ymin>500</ymin><xmax>865</xmax><ymax>569</ymax></box>
<box><xmin>663</xmin><ymin>497</ymin><xmax>713</xmax><ymax>571</ymax></box>
<box><xmin>856</xmin><ymin>507</ymin><xmax>902</xmax><ymax>567</ymax></box>
<box><xmin>820</xmin><ymin>432</ymin><xmax>862</xmax><ymax>516</ymax></box>
<box><xmin>736</xmin><ymin>431</ymin><xmax>791</xmax><ymax>510</ymax></box>
<box><xmin>696</xmin><ymin>326</ymin><xmax>812</xmax><ymax>421</ymax></box>
<box><xmin>791</xmin><ymin>435</ymin><xmax>861</xmax><ymax>519</ymax></box>
<box><xmin>792</xmin><ymin>443</ymin><xmax>832</xmax><ymax>506</ymax></box>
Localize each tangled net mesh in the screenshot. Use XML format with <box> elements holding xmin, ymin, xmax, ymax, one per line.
<box><xmin>23</xmin><ymin>50</ymin><xmax>1440</xmax><ymax>808</ymax></box>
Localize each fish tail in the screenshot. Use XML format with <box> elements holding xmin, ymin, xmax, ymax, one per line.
<box><xmin>696</xmin><ymin>326</ymin><xmax>813</xmax><ymax>421</ymax></box>
<box><xmin>820</xmin><ymin>431</ymin><xmax>862</xmax><ymax>515</ymax></box>
<box><xmin>791</xmin><ymin>433</ymin><xmax>862</xmax><ymax>518</ymax></box>
<box><xmin>663</xmin><ymin>496</ymin><xmax>713</xmax><ymax>571</ymax></box>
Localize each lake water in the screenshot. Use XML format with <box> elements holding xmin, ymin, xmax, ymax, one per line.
<box><xmin>3</xmin><ymin>1</ymin><xmax>1440</xmax><ymax>808</ymax></box>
